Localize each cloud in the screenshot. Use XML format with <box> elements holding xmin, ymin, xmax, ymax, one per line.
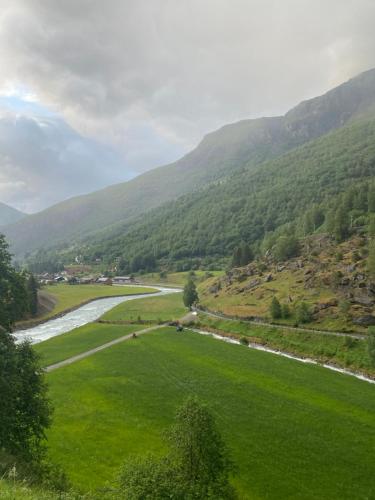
<box><xmin>0</xmin><ymin>110</ymin><xmax>134</xmax><ymax>212</ymax></box>
<box><xmin>0</xmin><ymin>0</ymin><xmax>375</xmax><ymax>208</ymax></box>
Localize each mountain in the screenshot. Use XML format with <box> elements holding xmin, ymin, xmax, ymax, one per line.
<box><xmin>0</xmin><ymin>202</ymin><xmax>25</xmax><ymax>227</ymax></box>
<box><xmin>4</xmin><ymin>67</ymin><xmax>375</xmax><ymax>256</ymax></box>
<box><xmin>76</xmin><ymin>113</ymin><xmax>375</xmax><ymax>270</ymax></box>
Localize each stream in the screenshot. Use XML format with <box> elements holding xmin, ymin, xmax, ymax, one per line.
<box><xmin>14</xmin><ymin>285</ymin><xmax>181</xmax><ymax>344</ymax></box>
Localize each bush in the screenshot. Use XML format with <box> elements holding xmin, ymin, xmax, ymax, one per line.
<box><xmin>270</xmin><ymin>297</ymin><xmax>282</xmax><ymax>320</ymax></box>
<box><xmin>281</xmin><ymin>304</ymin><xmax>291</xmax><ymax>319</ymax></box>
<box><xmin>239</xmin><ymin>337</ymin><xmax>249</xmax><ymax>346</ymax></box>
<box><xmin>295</xmin><ymin>302</ymin><xmax>312</xmax><ymax>324</ymax></box>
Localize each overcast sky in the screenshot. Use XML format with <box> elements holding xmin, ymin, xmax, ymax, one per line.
<box><xmin>0</xmin><ymin>0</ymin><xmax>375</xmax><ymax>212</ymax></box>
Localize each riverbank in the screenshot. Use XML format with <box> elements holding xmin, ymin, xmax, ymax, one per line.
<box><xmin>15</xmin><ymin>284</ymin><xmax>158</xmax><ymax>331</ymax></box>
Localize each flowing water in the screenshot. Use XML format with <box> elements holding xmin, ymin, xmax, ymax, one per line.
<box><xmin>14</xmin><ymin>286</ymin><xmax>180</xmax><ymax>344</ymax></box>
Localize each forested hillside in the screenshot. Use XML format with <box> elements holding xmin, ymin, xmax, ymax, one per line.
<box><xmin>68</xmin><ymin>114</ymin><xmax>375</xmax><ymax>271</ymax></box>
<box><xmin>5</xmin><ymin>68</ymin><xmax>375</xmax><ymax>256</ymax></box>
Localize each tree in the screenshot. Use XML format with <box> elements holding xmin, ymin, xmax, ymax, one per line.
<box><xmin>281</xmin><ymin>304</ymin><xmax>291</xmax><ymax>319</ymax></box>
<box><xmin>167</xmin><ymin>397</ymin><xmax>235</xmax><ymax>499</ymax></box>
<box><xmin>295</xmin><ymin>302</ymin><xmax>312</xmax><ymax>324</ymax></box>
<box><xmin>118</xmin><ymin>398</ymin><xmax>236</xmax><ymax>499</ymax></box>
<box><xmin>368</xmin><ymin>328</ymin><xmax>375</xmax><ymax>367</ymax></box>
<box><xmin>27</xmin><ymin>274</ymin><xmax>39</xmax><ymax>316</ymax></box>
<box><xmin>0</xmin><ymin>330</ymin><xmax>51</xmax><ymax>463</ymax></box>
<box><xmin>231</xmin><ymin>247</ymin><xmax>242</xmax><ymax>268</ymax></box>
<box><xmin>0</xmin><ymin>235</ymin><xmax>29</xmax><ymax>331</ymax></box>
<box><xmin>333</xmin><ymin>205</ymin><xmax>349</xmax><ymax>242</ymax></box>
<box><xmin>270</xmin><ymin>297</ymin><xmax>282</xmax><ymax>320</ymax></box>
<box><xmin>183</xmin><ymin>279</ymin><xmax>198</xmax><ymax>308</ymax></box>
<box><xmin>239</xmin><ymin>243</ymin><xmax>253</xmax><ymax>266</ymax></box>
<box><xmin>273</xmin><ymin>236</ymin><xmax>299</xmax><ymax>261</ymax></box>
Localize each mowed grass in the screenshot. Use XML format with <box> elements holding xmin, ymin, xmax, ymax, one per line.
<box><xmin>196</xmin><ymin>314</ymin><xmax>375</xmax><ymax>377</ymax></box>
<box><xmin>46</xmin><ymin>328</ymin><xmax>375</xmax><ymax>499</ymax></box>
<box><xmin>34</xmin><ymin>323</ymin><xmax>145</xmax><ymax>366</ymax></box>
<box><xmin>20</xmin><ymin>284</ymin><xmax>157</xmax><ymax>326</ymax></box>
<box><xmin>101</xmin><ymin>291</ymin><xmax>186</xmax><ymax>323</ymax></box>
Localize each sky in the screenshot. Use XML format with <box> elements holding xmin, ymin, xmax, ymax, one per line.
<box><xmin>0</xmin><ymin>0</ymin><xmax>375</xmax><ymax>212</ymax></box>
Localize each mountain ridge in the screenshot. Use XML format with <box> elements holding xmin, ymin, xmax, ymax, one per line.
<box><xmin>4</xmin><ymin>67</ymin><xmax>375</xmax><ymax>256</ymax></box>
<box><xmin>0</xmin><ymin>202</ymin><xmax>25</xmax><ymax>227</ymax></box>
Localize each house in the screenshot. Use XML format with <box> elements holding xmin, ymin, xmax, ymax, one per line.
<box><xmin>54</xmin><ymin>276</ymin><xmax>65</xmax><ymax>282</ymax></box>
<box><xmin>112</xmin><ymin>276</ymin><xmax>135</xmax><ymax>284</ymax></box>
<box><xmin>96</xmin><ymin>277</ymin><xmax>113</xmax><ymax>285</ymax></box>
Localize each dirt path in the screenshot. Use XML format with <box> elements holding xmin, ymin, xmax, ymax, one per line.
<box><xmin>195</xmin><ymin>308</ymin><xmax>366</xmax><ymax>339</ymax></box>
<box><xmin>45</xmin><ymin>324</ymin><xmax>163</xmax><ymax>372</ymax></box>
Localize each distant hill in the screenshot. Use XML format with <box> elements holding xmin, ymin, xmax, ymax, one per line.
<box><xmin>0</xmin><ymin>202</ymin><xmax>25</xmax><ymax>227</ymax></box>
<box><xmin>5</xmin><ymin>67</ymin><xmax>375</xmax><ymax>256</ymax></box>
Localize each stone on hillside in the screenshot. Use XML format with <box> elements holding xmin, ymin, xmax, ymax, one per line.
<box><xmin>340</xmin><ymin>277</ymin><xmax>350</xmax><ymax>286</ymax></box>
<box><xmin>353</xmin><ymin>315</ymin><xmax>375</xmax><ymax>326</ymax></box>
<box><xmin>245</xmin><ymin>278</ymin><xmax>261</xmax><ymax>290</ymax></box>
<box><xmin>276</xmin><ymin>265</ymin><xmax>286</xmax><ymax>272</ymax></box>
<box><xmin>352</xmin><ymin>294</ymin><xmax>374</xmax><ymax>306</ymax></box>
<box><xmin>264</xmin><ymin>273</ymin><xmax>273</xmax><ymax>282</ymax></box>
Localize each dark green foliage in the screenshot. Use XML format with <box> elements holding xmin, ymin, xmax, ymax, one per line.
<box><xmin>270</xmin><ymin>297</ymin><xmax>282</xmax><ymax>320</ymax></box>
<box><xmin>367</xmin><ymin>328</ymin><xmax>375</xmax><ymax>367</ymax></box>
<box><xmin>27</xmin><ymin>274</ymin><xmax>39</xmax><ymax>316</ymax></box>
<box><xmin>118</xmin><ymin>398</ymin><xmax>236</xmax><ymax>499</ymax></box>
<box><xmin>333</xmin><ymin>204</ymin><xmax>350</xmax><ymax>242</ymax></box>
<box><xmin>281</xmin><ymin>304</ymin><xmax>291</xmax><ymax>319</ymax></box>
<box><xmin>0</xmin><ymin>235</ymin><xmax>34</xmax><ymax>330</ymax></box>
<box><xmin>0</xmin><ymin>331</ymin><xmax>51</xmax><ymax>463</ymax></box>
<box><xmin>296</xmin><ymin>302</ymin><xmax>312</xmax><ymax>324</ymax></box>
<box><xmin>183</xmin><ymin>279</ymin><xmax>198</xmax><ymax>308</ymax></box>
<box><xmin>273</xmin><ymin>236</ymin><xmax>299</xmax><ymax>261</ymax></box>
<box><xmin>231</xmin><ymin>243</ymin><xmax>253</xmax><ymax>268</ymax></box>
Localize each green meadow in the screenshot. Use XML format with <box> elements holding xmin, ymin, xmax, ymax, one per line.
<box><xmin>43</xmin><ymin>327</ymin><xmax>375</xmax><ymax>499</ymax></box>
<box><xmin>101</xmin><ymin>291</ymin><xmax>186</xmax><ymax>323</ymax></box>
<box><xmin>34</xmin><ymin>323</ymin><xmax>145</xmax><ymax>366</ymax></box>
<box><xmin>195</xmin><ymin>314</ymin><xmax>375</xmax><ymax>377</ymax></box>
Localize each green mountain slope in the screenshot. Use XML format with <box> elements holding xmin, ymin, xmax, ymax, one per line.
<box><xmin>80</xmin><ymin>114</ymin><xmax>375</xmax><ymax>268</ymax></box>
<box><xmin>5</xmin><ymin>68</ymin><xmax>375</xmax><ymax>255</ymax></box>
<box><xmin>0</xmin><ymin>202</ymin><xmax>25</xmax><ymax>227</ymax></box>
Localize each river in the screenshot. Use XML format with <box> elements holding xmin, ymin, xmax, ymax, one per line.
<box><xmin>14</xmin><ymin>285</ymin><xmax>181</xmax><ymax>345</ymax></box>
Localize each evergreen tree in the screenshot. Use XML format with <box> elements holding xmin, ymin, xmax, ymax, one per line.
<box><xmin>333</xmin><ymin>205</ymin><xmax>350</xmax><ymax>242</ymax></box>
<box><xmin>0</xmin><ymin>330</ymin><xmax>51</xmax><ymax>462</ymax></box>
<box><xmin>240</xmin><ymin>243</ymin><xmax>253</xmax><ymax>266</ymax></box>
<box><xmin>183</xmin><ymin>279</ymin><xmax>199</xmax><ymax>308</ymax></box>
<box><xmin>274</xmin><ymin>235</ymin><xmax>299</xmax><ymax>261</ymax></box>
<box><xmin>270</xmin><ymin>297</ymin><xmax>282</xmax><ymax>319</ymax></box>
<box><xmin>231</xmin><ymin>247</ymin><xmax>242</xmax><ymax>268</ymax></box>
<box><xmin>27</xmin><ymin>274</ymin><xmax>39</xmax><ymax>316</ymax></box>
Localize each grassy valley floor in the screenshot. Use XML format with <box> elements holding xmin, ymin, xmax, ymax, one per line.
<box><xmin>36</xmin><ymin>324</ymin><xmax>375</xmax><ymax>499</ymax></box>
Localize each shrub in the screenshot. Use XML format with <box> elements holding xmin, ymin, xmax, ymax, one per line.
<box><xmin>270</xmin><ymin>297</ymin><xmax>282</xmax><ymax>320</ymax></box>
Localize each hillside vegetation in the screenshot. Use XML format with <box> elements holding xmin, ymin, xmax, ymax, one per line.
<box><xmin>5</xmin><ymin>68</ymin><xmax>375</xmax><ymax>257</ymax></box>
<box><xmin>75</xmin><ymin>113</ymin><xmax>375</xmax><ymax>271</ymax></box>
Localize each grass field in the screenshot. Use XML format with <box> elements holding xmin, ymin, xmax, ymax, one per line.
<box><xmin>34</xmin><ymin>323</ymin><xmax>145</xmax><ymax>366</ymax></box>
<box><xmin>44</xmin><ymin>327</ymin><xmax>375</xmax><ymax>499</ymax></box>
<box><xmin>18</xmin><ymin>284</ymin><xmax>157</xmax><ymax>327</ymax></box>
<box><xmin>195</xmin><ymin>314</ymin><xmax>375</xmax><ymax>377</ymax></box>
<box><xmin>101</xmin><ymin>291</ymin><xmax>185</xmax><ymax>323</ymax></box>
<box><xmin>0</xmin><ymin>480</ymin><xmax>60</xmax><ymax>500</ymax></box>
